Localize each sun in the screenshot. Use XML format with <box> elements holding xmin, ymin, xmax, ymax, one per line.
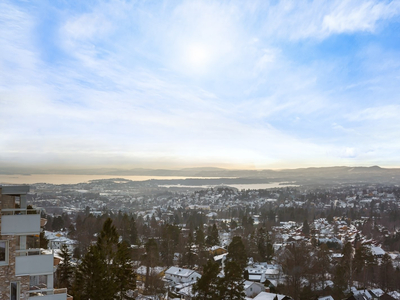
<box><xmin>183</xmin><ymin>44</ymin><xmax>211</xmax><ymax>73</ymax></box>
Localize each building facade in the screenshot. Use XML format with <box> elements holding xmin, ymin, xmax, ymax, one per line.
<box><xmin>0</xmin><ymin>185</ymin><xmax>69</xmax><ymax>300</ymax></box>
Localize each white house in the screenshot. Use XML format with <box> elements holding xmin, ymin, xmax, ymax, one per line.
<box><xmin>317</xmin><ymin>296</ymin><xmax>334</xmax><ymax>300</ymax></box>
<box><xmin>253</xmin><ymin>292</ymin><xmax>292</xmax><ymax>300</ymax></box>
<box><xmin>164</xmin><ymin>267</ymin><xmax>201</xmax><ymax>284</ymax></box>
<box><xmin>45</xmin><ymin>231</ymin><xmax>77</xmax><ymax>253</ymax></box>
<box><xmin>244</xmin><ymin>280</ymin><xmax>265</xmax><ymax>298</ymax></box>
<box><xmin>370</xmin><ymin>246</ymin><xmax>385</xmax><ymax>258</ymax></box>
<box><xmin>246</xmin><ymin>263</ymin><xmax>282</xmax><ymax>286</ymax></box>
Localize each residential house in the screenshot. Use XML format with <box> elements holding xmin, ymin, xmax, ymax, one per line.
<box><xmin>208</xmin><ymin>246</ymin><xmax>227</xmax><ymax>256</ymax></box>
<box><xmin>252</xmin><ymin>292</ymin><xmax>292</xmax><ymax>300</ymax></box>
<box><xmin>164</xmin><ymin>267</ymin><xmax>201</xmax><ymax>285</ymax></box>
<box><xmin>244</xmin><ymin>280</ymin><xmax>265</xmax><ymax>298</ymax></box>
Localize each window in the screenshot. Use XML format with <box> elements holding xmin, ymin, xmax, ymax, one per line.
<box><xmin>0</xmin><ymin>241</ymin><xmax>8</xmax><ymax>265</ymax></box>
<box><xmin>11</xmin><ymin>282</ymin><xmax>20</xmax><ymax>300</ymax></box>
<box><xmin>30</xmin><ymin>275</ymin><xmax>48</xmax><ymax>290</ymax></box>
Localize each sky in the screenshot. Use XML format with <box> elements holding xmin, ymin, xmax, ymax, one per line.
<box><xmin>1</xmin><ymin>0</ymin><xmax>400</xmax><ymax>172</ymax></box>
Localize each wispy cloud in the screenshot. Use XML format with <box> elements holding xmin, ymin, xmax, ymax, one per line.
<box><xmin>260</xmin><ymin>0</ymin><xmax>400</xmax><ymax>40</ymax></box>
<box><xmin>1</xmin><ymin>0</ymin><xmax>400</xmax><ymax>170</ymax></box>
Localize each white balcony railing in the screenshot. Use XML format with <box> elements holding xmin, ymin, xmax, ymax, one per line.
<box><xmin>1</xmin><ymin>208</ymin><xmax>42</xmax><ymax>215</ymax></box>
<box><xmin>1</xmin><ymin>213</ymin><xmax>41</xmax><ymax>235</ymax></box>
<box><xmin>15</xmin><ymin>250</ymin><xmax>54</xmax><ymax>276</ymax></box>
<box><xmin>26</xmin><ymin>288</ymin><xmax>68</xmax><ymax>300</ymax></box>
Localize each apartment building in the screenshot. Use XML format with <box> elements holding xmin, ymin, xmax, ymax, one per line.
<box><xmin>0</xmin><ymin>185</ymin><xmax>69</xmax><ymax>300</ymax></box>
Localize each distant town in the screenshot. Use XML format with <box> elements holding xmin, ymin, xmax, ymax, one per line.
<box><xmin>3</xmin><ymin>170</ymin><xmax>398</xmax><ymax>300</ymax></box>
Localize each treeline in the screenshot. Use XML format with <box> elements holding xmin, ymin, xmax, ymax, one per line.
<box><xmin>275</xmin><ymin>241</ymin><xmax>400</xmax><ymax>300</ymax></box>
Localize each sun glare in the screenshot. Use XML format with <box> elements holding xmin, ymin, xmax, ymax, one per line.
<box><xmin>184</xmin><ymin>44</ymin><xmax>211</xmax><ymax>72</ymax></box>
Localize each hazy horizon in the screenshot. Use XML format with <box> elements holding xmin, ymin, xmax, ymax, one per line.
<box><xmin>2</xmin><ymin>164</ymin><xmax>400</xmax><ymax>185</ymax></box>
<box><xmin>1</xmin><ymin>164</ymin><xmax>399</xmax><ymax>175</ymax></box>
<box><xmin>2</xmin><ymin>1</ymin><xmax>400</xmax><ymax>170</ymax></box>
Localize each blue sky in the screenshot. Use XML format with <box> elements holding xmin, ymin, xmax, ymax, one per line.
<box><xmin>1</xmin><ymin>0</ymin><xmax>400</xmax><ymax>171</ymax></box>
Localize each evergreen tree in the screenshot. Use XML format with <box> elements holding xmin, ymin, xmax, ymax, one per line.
<box><xmin>278</xmin><ymin>241</ymin><xmax>311</xmax><ymax>299</ymax></box>
<box><xmin>256</xmin><ymin>227</ymin><xmax>274</xmax><ymax>262</ymax></box>
<box><xmin>193</xmin><ymin>259</ymin><xmax>220</xmax><ymax>300</ymax></box>
<box><xmin>341</xmin><ymin>242</ymin><xmax>353</xmax><ymax>287</ymax></box>
<box><xmin>315</xmin><ymin>243</ymin><xmax>330</xmax><ymax>289</ymax></box>
<box><xmin>52</xmin><ymin>216</ymin><xmax>65</xmax><ymax>231</ymax></box>
<box><xmin>206</xmin><ymin>224</ymin><xmax>220</xmax><ymax>247</ymax></box>
<box><xmin>143</xmin><ymin>239</ymin><xmax>159</xmax><ymax>290</ymax></box>
<box><xmin>73</xmin><ymin>245</ymin><xmax>105</xmax><ymax>300</ymax></box>
<box><xmin>353</xmin><ymin>245</ymin><xmax>376</xmax><ymax>288</ymax></box>
<box><xmin>195</xmin><ymin>225</ymin><xmax>208</xmax><ymax>270</ymax></box>
<box><xmin>219</xmin><ymin>261</ymin><xmax>245</xmax><ymax>300</ymax></box>
<box><xmin>40</xmin><ymin>231</ymin><xmax>49</xmax><ymax>249</ymax></box>
<box><xmin>129</xmin><ymin>216</ymin><xmax>138</xmax><ymax>245</ymax></box>
<box><xmin>160</xmin><ymin>224</ymin><xmax>180</xmax><ymax>267</ymax></box>
<box><xmin>183</xmin><ymin>232</ymin><xmax>197</xmax><ymax>268</ymax></box>
<box><xmin>227</xmin><ymin>236</ymin><xmax>247</xmax><ymax>269</ymax></box>
<box><xmin>379</xmin><ymin>253</ymin><xmax>394</xmax><ymax>291</ymax></box>
<box><xmin>332</xmin><ymin>264</ymin><xmax>347</xmax><ymax>300</ymax></box>
<box><xmin>195</xmin><ymin>225</ymin><xmax>205</xmax><ymax>247</ymax></box>
<box><xmin>57</xmin><ymin>244</ymin><xmax>74</xmax><ymax>290</ymax></box>
<box><xmin>302</xmin><ymin>219</ymin><xmax>310</xmax><ymax>236</ymax></box>
<box><xmin>72</xmin><ymin>218</ymin><xmax>137</xmax><ymax>300</ymax></box>
<box><xmin>96</xmin><ymin>218</ymin><xmax>119</xmax><ymax>300</ymax></box>
<box><xmin>115</xmin><ymin>241</ymin><xmax>136</xmax><ymax>300</ymax></box>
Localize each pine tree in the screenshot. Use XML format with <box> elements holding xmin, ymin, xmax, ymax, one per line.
<box><xmin>72</xmin><ymin>218</ymin><xmax>137</xmax><ymax>300</ymax></box>
<box><xmin>341</xmin><ymin>241</ymin><xmax>353</xmax><ymax>287</ymax></box>
<box><xmin>302</xmin><ymin>219</ymin><xmax>310</xmax><ymax>236</ymax></box>
<box><xmin>40</xmin><ymin>231</ymin><xmax>49</xmax><ymax>249</ymax></box>
<box><xmin>227</xmin><ymin>236</ymin><xmax>247</xmax><ymax>269</ymax></box>
<box><xmin>58</xmin><ymin>244</ymin><xmax>74</xmax><ymax>290</ymax></box>
<box><xmin>206</xmin><ymin>224</ymin><xmax>220</xmax><ymax>247</ymax></box>
<box><xmin>73</xmin><ymin>245</ymin><xmax>105</xmax><ymax>300</ymax></box>
<box><xmin>160</xmin><ymin>224</ymin><xmax>180</xmax><ymax>267</ymax></box>
<box><xmin>96</xmin><ymin>218</ymin><xmax>119</xmax><ymax>300</ymax></box>
<box><xmin>278</xmin><ymin>241</ymin><xmax>312</xmax><ymax>299</ymax></box>
<box><xmin>195</xmin><ymin>225</ymin><xmax>205</xmax><ymax>247</ymax></box>
<box><xmin>332</xmin><ymin>264</ymin><xmax>347</xmax><ymax>300</ymax></box>
<box><xmin>129</xmin><ymin>216</ymin><xmax>138</xmax><ymax>245</ymax></box>
<box><xmin>183</xmin><ymin>232</ymin><xmax>197</xmax><ymax>268</ymax></box>
<box><xmin>115</xmin><ymin>241</ymin><xmax>136</xmax><ymax>300</ymax></box>
<box><xmin>193</xmin><ymin>259</ymin><xmax>220</xmax><ymax>300</ymax></box>
<box><xmin>379</xmin><ymin>253</ymin><xmax>394</xmax><ymax>291</ymax></box>
<box><xmin>316</xmin><ymin>243</ymin><xmax>330</xmax><ymax>289</ymax></box>
<box><xmin>353</xmin><ymin>245</ymin><xmax>376</xmax><ymax>288</ymax></box>
<box><xmin>219</xmin><ymin>261</ymin><xmax>245</xmax><ymax>300</ymax></box>
<box><xmin>143</xmin><ymin>239</ymin><xmax>159</xmax><ymax>290</ymax></box>
<box><xmin>256</xmin><ymin>227</ymin><xmax>274</xmax><ymax>262</ymax></box>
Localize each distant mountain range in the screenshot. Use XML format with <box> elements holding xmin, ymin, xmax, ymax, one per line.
<box><xmin>2</xmin><ymin>166</ymin><xmax>400</xmax><ymax>185</ymax></box>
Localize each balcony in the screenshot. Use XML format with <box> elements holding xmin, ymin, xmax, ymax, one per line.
<box><xmin>1</xmin><ymin>212</ymin><xmax>41</xmax><ymax>235</ymax></box>
<box><xmin>15</xmin><ymin>250</ymin><xmax>54</xmax><ymax>276</ymax></box>
<box><xmin>1</xmin><ymin>185</ymin><xmax>29</xmax><ymax>195</ymax></box>
<box><xmin>26</xmin><ymin>288</ymin><xmax>69</xmax><ymax>300</ymax></box>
